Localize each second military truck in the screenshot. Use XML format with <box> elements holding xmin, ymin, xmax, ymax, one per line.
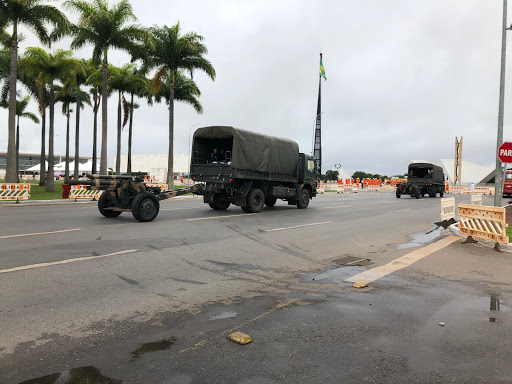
<box><xmin>190</xmin><ymin>126</ymin><xmax>319</xmax><ymax>212</ymax></box>
<box><xmin>396</xmin><ymin>162</ymin><xmax>445</xmax><ymax>199</ymax></box>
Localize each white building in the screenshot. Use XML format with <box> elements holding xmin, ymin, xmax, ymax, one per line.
<box><xmin>115</xmin><ymin>153</ymin><xmax>190</xmax><ymax>180</ymax></box>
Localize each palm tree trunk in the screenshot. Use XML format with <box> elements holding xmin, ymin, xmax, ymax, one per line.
<box><xmin>16</xmin><ymin>116</ymin><xmax>20</xmax><ymax>183</ymax></box>
<box><xmin>167</xmin><ymin>83</ymin><xmax>175</xmax><ymax>188</ymax></box>
<box><xmin>39</xmin><ymin>109</ymin><xmax>46</xmax><ymax>186</ymax></box>
<box><xmin>116</xmin><ymin>91</ymin><xmax>121</xmax><ymax>175</ymax></box>
<box><xmin>127</xmin><ymin>93</ymin><xmax>134</xmax><ymax>175</ymax></box>
<box><xmin>46</xmin><ymin>85</ymin><xmax>55</xmax><ymax>192</ymax></box>
<box><xmin>6</xmin><ymin>30</ymin><xmax>18</xmax><ymax>183</ymax></box>
<box><xmin>74</xmin><ymin>97</ymin><xmax>80</xmax><ymax>180</ymax></box>
<box><xmin>64</xmin><ymin>108</ymin><xmax>70</xmax><ymax>184</ymax></box>
<box><xmin>92</xmin><ymin>92</ymin><xmax>99</xmax><ymax>175</ymax></box>
<box><xmin>100</xmin><ymin>54</ymin><xmax>108</xmax><ymax>175</ymax></box>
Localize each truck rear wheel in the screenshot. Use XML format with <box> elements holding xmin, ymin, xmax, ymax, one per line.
<box><xmin>209</xmin><ymin>194</ymin><xmax>231</xmax><ymax>210</ymax></box>
<box><xmin>396</xmin><ymin>190</ymin><xmax>401</xmax><ymax>198</ymax></box>
<box><xmin>98</xmin><ymin>192</ymin><xmax>122</xmax><ymax>218</ymax></box>
<box><xmin>246</xmin><ymin>188</ymin><xmax>265</xmax><ymax>213</ymax></box>
<box><xmin>297</xmin><ymin>189</ymin><xmax>310</xmax><ymax>209</ymax></box>
<box><xmin>415</xmin><ymin>189</ymin><xmax>421</xmax><ymax>199</ymax></box>
<box><xmin>132</xmin><ymin>192</ymin><xmax>160</xmax><ymax>222</ymax></box>
<box><xmin>265</xmin><ymin>197</ymin><xmax>277</xmax><ymax>207</ymax></box>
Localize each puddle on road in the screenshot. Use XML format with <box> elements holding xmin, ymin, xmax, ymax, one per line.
<box><xmin>396</xmin><ymin>226</ymin><xmax>443</xmax><ymax>250</ymax></box>
<box><xmin>490</xmin><ymin>296</ymin><xmax>502</xmax><ymax>322</ymax></box>
<box><xmin>209</xmin><ymin>311</ymin><xmax>238</xmax><ymax>320</ymax></box>
<box><xmin>18</xmin><ymin>366</ymin><xmax>122</xmax><ymax>383</ymax></box>
<box><xmin>131</xmin><ymin>338</ymin><xmax>177</xmax><ymax>361</ymax></box>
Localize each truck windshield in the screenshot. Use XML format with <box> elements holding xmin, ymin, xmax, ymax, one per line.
<box><xmin>409</xmin><ymin>167</ymin><xmax>433</xmax><ymax>178</ymax></box>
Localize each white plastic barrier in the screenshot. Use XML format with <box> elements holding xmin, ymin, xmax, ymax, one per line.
<box><xmin>471</xmin><ymin>194</ymin><xmax>483</xmax><ymax>206</ymax></box>
<box><xmin>441</xmin><ymin>197</ymin><xmax>456</xmax><ymax>221</ymax></box>
<box><xmin>70</xmin><ymin>185</ymin><xmax>104</xmax><ymax>200</ymax></box>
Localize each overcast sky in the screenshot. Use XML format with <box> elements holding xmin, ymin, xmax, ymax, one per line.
<box><xmin>0</xmin><ymin>0</ymin><xmax>510</xmax><ymax>176</ymax></box>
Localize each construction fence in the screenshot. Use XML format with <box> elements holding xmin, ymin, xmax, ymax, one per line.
<box><xmin>0</xmin><ymin>183</ymin><xmax>30</xmax><ymax>202</ymax></box>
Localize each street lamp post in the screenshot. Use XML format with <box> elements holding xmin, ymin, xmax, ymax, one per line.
<box><xmin>495</xmin><ymin>0</ymin><xmax>509</xmax><ymax>207</ymax></box>
<box><xmin>188</xmin><ymin>122</ymin><xmax>200</xmax><ymax>186</ymax></box>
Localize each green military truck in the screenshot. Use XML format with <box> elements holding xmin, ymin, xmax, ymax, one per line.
<box><xmin>190</xmin><ymin>126</ymin><xmax>319</xmax><ymax>212</ymax></box>
<box><xmin>396</xmin><ymin>162</ymin><xmax>445</xmax><ymax>199</ymax></box>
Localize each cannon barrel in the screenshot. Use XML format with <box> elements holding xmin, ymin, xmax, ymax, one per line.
<box><xmin>68</xmin><ymin>180</ymin><xmax>124</xmax><ymax>187</ymax></box>
<box><xmin>85</xmin><ymin>174</ymin><xmax>143</xmax><ymax>181</ymax></box>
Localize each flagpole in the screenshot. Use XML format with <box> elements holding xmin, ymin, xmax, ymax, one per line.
<box><xmin>314</xmin><ymin>53</ymin><xmax>322</xmax><ymax>175</ymax></box>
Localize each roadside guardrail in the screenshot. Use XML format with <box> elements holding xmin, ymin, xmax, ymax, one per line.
<box><xmin>0</xmin><ymin>183</ymin><xmax>30</xmax><ymax>202</ymax></box>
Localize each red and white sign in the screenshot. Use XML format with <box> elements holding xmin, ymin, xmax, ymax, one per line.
<box><xmin>498</xmin><ymin>142</ymin><xmax>512</xmax><ymax>163</ymax></box>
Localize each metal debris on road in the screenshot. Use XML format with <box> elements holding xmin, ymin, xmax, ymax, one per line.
<box><xmin>228</xmin><ymin>332</ymin><xmax>252</xmax><ymax>345</ymax></box>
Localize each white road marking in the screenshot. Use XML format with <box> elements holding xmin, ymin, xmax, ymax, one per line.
<box><xmin>267</xmin><ymin>221</ymin><xmax>333</xmax><ymax>232</ymax></box>
<box><xmin>187</xmin><ymin>213</ymin><xmax>257</xmax><ymax>221</ymax></box>
<box><xmin>345</xmin><ymin>236</ymin><xmax>459</xmax><ymax>284</ymax></box>
<box><xmin>0</xmin><ymin>228</ymin><xmax>81</xmax><ymax>239</ymax></box>
<box><xmin>0</xmin><ymin>249</ymin><xmax>138</xmax><ymax>274</ymax></box>
<box><xmin>318</xmin><ymin>205</ymin><xmax>352</xmax><ymax>210</ymax></box>
<box><xmin>381</xmin><ymin>201</ymin><xmax>401</xmax><ymax>204</ymax></box>
<box><xmin>384</xmin><ymin>209</ymin><xmax>410</xmax><ymax>214</ymax></box>
<box><xmin>160</xmin><ymin>207</ymin><xmax>196</xmax><ymax>211</ymax></box>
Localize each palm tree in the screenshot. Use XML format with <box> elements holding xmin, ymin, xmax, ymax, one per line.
<box><xmin>15</xmin><ymin>95</ymin><xmax>39</xmax><ymax>182</ymax></box>
<box><xmin>55</xmin><ymin>87</ymin><xmax>74</xmax><ymax>184</ymax></box>
<box><xmin>0</xmin><ymin>0</ymin><xmax>69</xmax><ymax>183</ymax></box>
<box><xmin>17</xmin><ymin>72</ymin><xmax>50</xmax><ymax>186</ymax></box>
<box><xmin>19</xmin><ymin>48</ymin><xmax>85</xmax><ymax>191</ymax></box>
<box><xmin>110</xmin><ymin>63</ymin><xmax>136</xmax><ymax>174</ymax></box>
<box><xmin>124</xmin><ymin>66</ymin><xmax>151</xmax><ymax>175</ymax></box>
<box><xmin>84</xmin><ymin>60</ymin><xmax>103</xmax><ymax>175</ymax></box>
<box><xmin>149</xmin><ymin>23</ymin><xmax>215</xmax><ymax>187</ymax></box>
<box><xmin>72</xmin><ymin>61</ymin><xmax>92</xmax><ymax>180</ymax></box>
<box><xmin>65</xmin><ymin>0</ymin><xmax>151</xmax><ymax>175</ymax></box>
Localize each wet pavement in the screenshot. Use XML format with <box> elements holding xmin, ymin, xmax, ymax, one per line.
<box><xmin>2</xmin><ymin>192</ymin><xmax>511</xmax><ymax>383</ymax></box>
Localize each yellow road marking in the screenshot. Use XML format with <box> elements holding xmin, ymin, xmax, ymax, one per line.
<box><xmin>345</xmin><ymin>236</ymin><xmax>459</xmax><ymax>284</ymax></box>
<box><xmin>318</xmin><ymin>205</ymin><xmax>353</xmax><ymax>209</ymax></box>
<box><xmin>187</xmin><ymin>213</ymin><xmax>256</xmax><ymax>221</ymax></box>
<box><xmin>179</xmin><ymin>339</ymin><xmax>208</xmax><ymax>353</ymax></box>
<box><xmin>222</xmin><ymin>298</ymin><xmax>299</xmax><ymax>335</ymax></box>
<box><xmin>267</xmin><ymin>221</ymin><xmax>333</xmax><ymax>232</ymax></box>
<box><xmin>0</xmin><ymin>249</ymin><xmax>138</xmax><ymax>274</ymax></box>
<box><xmin>0</xmin><ymin>228</ymin><xmax>81</xmax><ymax>239</ymax></box>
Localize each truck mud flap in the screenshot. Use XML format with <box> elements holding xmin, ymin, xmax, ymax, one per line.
<box><xmin>234</xmin><ymin>194</ymin><xmax>246</xmax><ymax>207</ymax></box>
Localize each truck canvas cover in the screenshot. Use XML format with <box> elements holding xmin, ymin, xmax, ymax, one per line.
<box><xmin>408</xmin><ymin>163</ymin><xmax>444</xmax><ymax>183</ymax></box>
<box><xmin>193</xmin><ymin>126</ymin><xmax>300</xmax><ymax>175</ymax></box>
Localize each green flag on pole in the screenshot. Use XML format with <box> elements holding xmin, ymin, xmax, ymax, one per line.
<box><xmin>320</xmin><ymin>58</ymin><xmax>327</xmax><ymax>80</ymax></box>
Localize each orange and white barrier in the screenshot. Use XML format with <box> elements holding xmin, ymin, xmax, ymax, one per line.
<box><xmin>318</xmin><ymin>183</ymin><xmax>326</xmax><ymax>194</ymax></box>
<box><xmin>146</xmin><ymin>183</ymin><xmax>169</xmax><ymax>190</ymax></box>
<box><xmin>0</xmin><ymin>183</ymin><xmax>30</xmax><ymax>202</ymax></box>
<box><xmin>70</xmin><ymin>185</ymin><xmax>104</xmax><ymax>200</ymax></box>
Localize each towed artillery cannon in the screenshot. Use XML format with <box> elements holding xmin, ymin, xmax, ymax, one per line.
<box><xmin>69</xmin><ymin>174</ymin><xmax>204</xmax><ymax>222</ymax></box>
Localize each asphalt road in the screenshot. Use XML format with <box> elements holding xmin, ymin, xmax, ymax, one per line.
<box><xmin>1</xmin><ymin>191</ymin><xmax>510</xmax><ymax>383</ymax></box>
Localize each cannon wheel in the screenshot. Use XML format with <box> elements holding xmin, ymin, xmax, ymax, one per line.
<box><xmin>98</xmin><ymin>192</ymin><xmax>122</xmax><ymax>218</ymax></box>
<box><xmin>132</xmin><ymin>192</ymin><xmax>160</xmax><ymax>222</ymax></box>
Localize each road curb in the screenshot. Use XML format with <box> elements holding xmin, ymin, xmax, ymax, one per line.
<box><xmin>449</xmin><ymin>223</ymin><xmax>512</xmax><ymax>253</ymax></box>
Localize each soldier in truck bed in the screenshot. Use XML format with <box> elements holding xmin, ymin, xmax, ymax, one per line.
<box><xmin>210</xmin><ymin>148</ymin><xmax>219</xmax><ymax>162</ymax></box>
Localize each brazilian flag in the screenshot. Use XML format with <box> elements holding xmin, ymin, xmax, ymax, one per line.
<box><xmin>320</xmin><ymin>58</ymin><xmax>327</xmax><ymax>80</ymax></box>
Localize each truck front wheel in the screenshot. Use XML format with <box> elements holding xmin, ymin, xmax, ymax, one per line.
<box><xmin>415</xmin><ymin>189</ymin><xmax>421</xmax><ymax>199</ymax></box>
<box><xmin>396</xmin><ymin>190</ymin><xmax>401</xmax><ymax>198</ymax></box>
<box><xmin>297</xmin><ymin>189</ymin><xmax>310</xmax><ymax>209</ymax></box>
<box><xmin>246</xmin><ymin>188</ymin><xmax>265</xmax><ymax>213</ymax></box>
